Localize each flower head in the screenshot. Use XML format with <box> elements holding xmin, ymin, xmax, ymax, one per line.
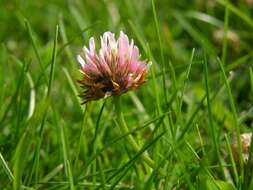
<box><xmin>77</xmin><ymin>31</ymin><xmax>149</xmax><ymax>103</ymax></box>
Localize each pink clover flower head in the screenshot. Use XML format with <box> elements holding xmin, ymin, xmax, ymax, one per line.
<box><xmin>77</xmin><ymin>31</ymin><xmax>150</xmax><ymax>104</ymax></box>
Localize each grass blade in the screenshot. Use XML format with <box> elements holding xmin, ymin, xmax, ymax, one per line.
<box><xmin>13</xmin><ymin>132</ymin><xmax>29</xmax><ymax>190</ymax></box>
<box><xmin>0</xmin><ymin>152</ymin><xmax>14</xmax><ymax>182</ymax></box>
<box><xmin>24</xmin><ymin>19</ymin><xmax>48</xmax><ymax>83</ymax></box>
<box><xmin>203</xmin><ymin>52</ymin><xmax>225</xmax><ymax>179</ymax></box>
<box><xmin>221</xmin><ymin>0</ymin><xmax>229</xmax><ymax>64</ymax></box>
<box><xmin>151</xmin><ymin>0</ymin><xmax>167</xmax><ymax>104</ymax></box>
<box><xmin>217</xmin><ymin>57</ymin><xmax>244</xmax><ymax>184</ymax></box>
<box><xmin>224</xmin><ymin>134</ymin><xmax>238</xmax><ymax>185</ymax></box>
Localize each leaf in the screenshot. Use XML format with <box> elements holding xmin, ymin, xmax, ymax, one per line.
<box><xmin>215</xmin><ymin>180</ymin><xmax>237</xmax><ymax>190</ymax></box>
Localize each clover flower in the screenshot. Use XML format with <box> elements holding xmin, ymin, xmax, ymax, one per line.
<box><xmin>77</xmin><ymin>31</ymin><xmax>149</xmax><ymax>103</ymax></box>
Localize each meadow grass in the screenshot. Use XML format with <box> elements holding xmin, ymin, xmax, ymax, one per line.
<box><xmin>0</xmin><ymin>0</ymin><xmax>253</xmax><ymax>189</ymax></box>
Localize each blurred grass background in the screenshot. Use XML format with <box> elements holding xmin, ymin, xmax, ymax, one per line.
<box><xmin>0</xmin><ymin>0</ymin><xmax>253</xmax><ymax>189</ymax></box>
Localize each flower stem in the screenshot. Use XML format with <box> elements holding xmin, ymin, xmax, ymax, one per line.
<box><xmin>114</xmin><ymin>96</ymin><xmax>155</xmax><ymax>169</ymax></box>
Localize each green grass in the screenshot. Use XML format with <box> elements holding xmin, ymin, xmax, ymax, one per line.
<box><xmin>1</xmin><ymin>0</ymin><xmax>253</xmax><ymax>189</ymax></box>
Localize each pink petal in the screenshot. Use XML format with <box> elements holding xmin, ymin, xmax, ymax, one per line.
<box><xmin>131</xmin><ymin>46</ymin><xmax>139</xmax><ymax>61</ymax></box>
<box><xmin>118</xmin><ymin>31</ymin><xmax>130</xmax><ymax>59</ymax></box>
<box><xmin>98</xmin><ymin>50</ymin><xmax>112</xmax><ymax>75</ymax></box>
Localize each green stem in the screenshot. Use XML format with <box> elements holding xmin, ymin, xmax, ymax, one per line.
<box><xmin>114</xmin><ymin>96</ymin><xmax>155</xmax><ymax>169</ymax></box>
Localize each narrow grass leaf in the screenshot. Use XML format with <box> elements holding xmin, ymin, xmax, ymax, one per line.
<box><xmin>224</xmin><ymin>134</ymin><xmax>238</xmax><ymax>185</ymax></box>
<box><xmin>217</xmin><ymin>58</ymin><xmax>244</xmax><ymax>182</ymax></box>
<box><xmin>98</xmin><ymin>157</ymin><xmax>106</xmax><ymax>190</ymax></box>
<box><xmin>203</xmin><ymin>53</ymin><xmax>225</xmax><ymax>179</ymax></box>
<box><xmin>244</xmin><ymin>68</ymin><xmax>253</xmax><ymax>188</ymax></box>
<box><xmin>33</xmin><ymin>25</ymin><xmax>59</xmax><ymax>184</ymax></box>
<box><xmin>13</xmin><ymin>132</ymin><xmax>29</xmax><ymax>190</ymax></box>
<box><xmin>41</xmin><ymin>164</ymin><xmax>64</xmax><ymax>183</ymax></box>
<box><xmin>67</xmin><ymin>160</ymin><xmax>75</xmax><ymax>190</ymax></box>
<box><xmin>47</xmin><ymin>25</ymin><xmax>59</xmax><ymax>95</ymax></box>
<box><xmin>24</xmin><ymin>19</ymin><xmax>48</xmax><ymax>83</ymax></box>
<box><xmin>0</xmin><ymin>152</ymin><xmax>14</xmax><ymax>181</ymax></box>
<box><xmin>178</xmin><ymin>48</ymin><xmax>195</xmax><ymax>119</ymax></box>
<box><xmin>221</xmin><ymin>0</ymin><xmax>229</xmax><ymax>64</ymax></box>
<box><xmin>151</xmin><ymin>0</ymin><xmax>167</xmax><ymax>104</ymax></box>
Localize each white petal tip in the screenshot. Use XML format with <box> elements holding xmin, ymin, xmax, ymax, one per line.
<box><xmin>77</xmin><ymin>55</ymin><xmax>86</xmax><ymax>68</ymax></box>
